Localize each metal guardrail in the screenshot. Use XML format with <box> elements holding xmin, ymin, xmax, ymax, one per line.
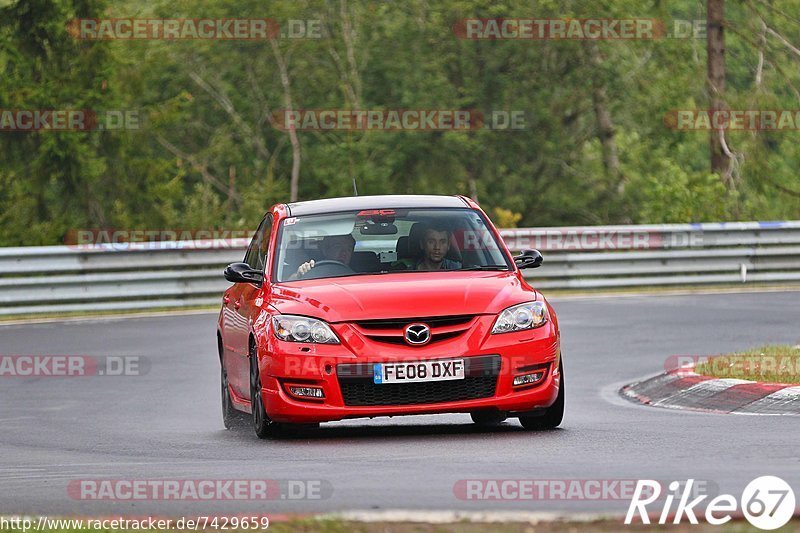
<box><xmin>1</xmin><ymin>221</ymin><xmax>799</xmax><ymax>315</ymax></box>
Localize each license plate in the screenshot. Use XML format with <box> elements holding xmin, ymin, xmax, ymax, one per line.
<box><xmin>373</xmin><ymin>359</ymin><xmax>465</xmax><ymax>384</ymax></box>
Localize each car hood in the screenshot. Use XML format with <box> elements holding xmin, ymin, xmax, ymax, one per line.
<box><xmin>269</xmin><ymin>271</ymin><xmax>537</xmax><ymax>322</ymax></box>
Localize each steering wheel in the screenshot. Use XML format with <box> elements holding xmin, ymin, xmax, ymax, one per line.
<box><xmin>303</xmin><ymin>259</ymin><xmax>354</xmax><ymax>278</ymax></box>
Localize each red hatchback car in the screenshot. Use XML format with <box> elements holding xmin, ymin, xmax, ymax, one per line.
<box><xmin>217</xmin><ymin>195</ymin><xmax>563</xmax><ymax>438</ymax></box>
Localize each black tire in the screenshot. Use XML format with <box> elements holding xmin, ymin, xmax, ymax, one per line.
<box><xmin>221</xmin><ymin>363</ymin><xmax>245</xmax><ymax>429</ymax></box>
<box><xmin>249</xmin><ymin>339</ymin><xmax>321</xmax><ymax>439</ymax></box>
<box><xmin>250</xmin><ymin>340</ymin><xmax>281</xmax><ymax>439</ymax></box>
<box><xmin>470</xmin><ymin>410</ymin><xmax>507</xmax><ymax>426</ymax></box>
<box><xmin>519</xmin><ymin>361</ymin><xmax>565</xmax><ymax>430</ymax></box>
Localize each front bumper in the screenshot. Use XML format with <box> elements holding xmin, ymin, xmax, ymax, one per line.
<box><xmin>257</xmin><ymin>315</ymin><xmax>560</xmax><ymax>423</ymax></box>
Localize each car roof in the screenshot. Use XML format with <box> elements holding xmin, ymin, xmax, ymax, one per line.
<box><xmin>285</xmin><ymin>195</ymin><xmax>469</xmax><ymax>216</ymax></box>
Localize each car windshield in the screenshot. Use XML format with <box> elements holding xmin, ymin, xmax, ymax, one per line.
<box><xmin>274</xmin><ymin>208</ymin><xmax>511</xmax><ymax>282</ymax></box>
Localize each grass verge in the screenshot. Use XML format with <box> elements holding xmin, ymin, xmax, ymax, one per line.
<box><xmin>693</xmin><ymin>344</ymin><xmax>800</xmax><ymax>384</ymax></box>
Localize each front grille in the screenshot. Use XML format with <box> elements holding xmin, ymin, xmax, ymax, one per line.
<box><xmin>337</xmin><ymin>355</ymin><xmax>501</xmax><ymax>406</ymax></box>
<box><xmin>352</xmin><ymin>314</ymin><xmax>477</xmax><ymax>346</ymax></box>
<box><xmin>354</xmin><ymin>314</ymin><xmax>474</xmax><ymax>329</ymax></box>
<box><xmin>363</xmin><ymin>330</ymin><xmax>465</xmax><ymax>346</ymax></box>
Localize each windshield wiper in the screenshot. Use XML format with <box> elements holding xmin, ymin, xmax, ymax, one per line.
<box><xmin>369</xmin><ymin>265</ymin><xmax>510</xmax><ymax>274</ymax></box>
<box><xmin>460</xmin><ymin>265</ymin><xmax>509</xmax><ymax>271</ymax></box>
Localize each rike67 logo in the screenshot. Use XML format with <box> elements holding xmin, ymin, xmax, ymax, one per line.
<box><xmin>626</xmin><ymin>476</ymin><xmax>795</xmax><ymax>530</ymax></box>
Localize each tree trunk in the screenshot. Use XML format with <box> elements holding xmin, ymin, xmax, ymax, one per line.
<box><xmin>270</xmin><ymin>39</ymin><xmax>301</xmax><ymax>202</ymax></box>
<box><xmin>226</xmin><ymin>165</ymin><xmax>236</xmax><ymax>222</ymax></box>
<box><xmin>468</xmin><ymin>175</ymin><xmax>478</xmax><ymax>203</ymax></box>
<box><xmin>585</xmin><ymin>42</ymin><xmax>622</xmax><ymax>192</ymax></box>
<box><xmin>707</xmin><ymin>0</ymin><xmax>730</xmax><ymax>179</ymax></box>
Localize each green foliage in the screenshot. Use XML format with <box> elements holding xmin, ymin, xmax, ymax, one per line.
<box><xmin>1</xmin><ymin>0</ymin><xmax>799</xmax><ymax>245</ymax></box>
<box><xmin>492</xmin><ymin>207</ymin><xmax>523</xmax><ymax>228</ymax></box>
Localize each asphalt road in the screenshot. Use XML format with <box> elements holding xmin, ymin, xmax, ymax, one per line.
<box><xmin>1</xmin><ymin>290</ymin><xmax>799</xmax><ymax>518</ymax></box>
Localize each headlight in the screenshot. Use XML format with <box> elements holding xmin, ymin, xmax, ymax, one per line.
<box><xmin>272</xmin><ymin>315</ymin><xmax>340</xmax><ymax>344</ymax></box>
<box><xmin>491</xmin><ymin>301</ymin><xmax>548</xmax><ymax>334</ymax></box>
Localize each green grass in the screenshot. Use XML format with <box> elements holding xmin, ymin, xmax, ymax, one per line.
<box><xmin>693</xmin><ymin>344</ymin><xmax>800</xmax><ymax>384</ymax></box>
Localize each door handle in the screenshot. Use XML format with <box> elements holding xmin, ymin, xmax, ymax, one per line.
<box><xmin>234</xmin><ymin>300</ymin><xmax>242</xmax><ymax>310</ymax></box>
<box><xmin>223</xmin><ymin>295</ymin><xmax>230</xmax><ymax>305</ymax></box>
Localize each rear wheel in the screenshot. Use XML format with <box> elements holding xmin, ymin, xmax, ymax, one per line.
<box><xmin>470</xmin><ymin>410</ymin><xmax>507</xmax><ymax>426</ymax></box>
<box><xmin>519</xmin><ymin>361</ymin><xmax>565</xmax><ymax>430</ymax></box>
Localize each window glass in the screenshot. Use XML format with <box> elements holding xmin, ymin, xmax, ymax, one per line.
<box><xmin>244</xmin><ymin>215</ymin><xmax>272</xmax><ymax>271</ymax></box>
<box><xmin>274</xmin><ymin>208</ymin><xmax>510</xmax><ymax>282</ymax></box>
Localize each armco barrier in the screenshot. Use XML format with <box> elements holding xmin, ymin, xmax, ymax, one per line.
<box><xmin>1</xmin><ymin>221</ymin><xmax>799</xmax><ymax>315</ymax></box>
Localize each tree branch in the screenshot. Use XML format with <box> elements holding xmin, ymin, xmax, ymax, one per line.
<box><xmin>188</xmin><ymin>71</ymin><xmax>272</xmax><ymax>161</ymax></box>
<box><xmin>156</xmin><ymin>135</ymin><xmax>242</xmax><ymax>203</ymax></box>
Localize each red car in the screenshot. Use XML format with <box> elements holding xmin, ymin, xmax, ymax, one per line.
<box><xmin>217</xmin><ymin>195</ymin><xmax>563</xmax><ymax>438</ymax></box>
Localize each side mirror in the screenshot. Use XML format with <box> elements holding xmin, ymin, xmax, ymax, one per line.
<box><xmin>514</xmin><ymin>249</ymin><xmax>543</xmax><ymax>269</ymax></box>
<box><xmin>224</xmin><ymin>262</ymin><xmax>264</xmax><ymax>284</ymax></box>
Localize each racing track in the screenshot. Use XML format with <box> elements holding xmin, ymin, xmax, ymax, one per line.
<box><xmin>1</xmin><ymin>290</ymin><xmax>799</xmax><ymax>517</ymax></box>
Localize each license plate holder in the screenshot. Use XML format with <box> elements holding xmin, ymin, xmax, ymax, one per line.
<box><xmin>373</xmin><ymin>359</ymin><xmax>465</xmax><ymax>384</ymax></box>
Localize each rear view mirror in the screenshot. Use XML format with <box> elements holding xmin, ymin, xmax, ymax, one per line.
<box><xmin>359</xmin><ymin>220</ymin><xmax>398</xmax><ymax>235</ymax></box>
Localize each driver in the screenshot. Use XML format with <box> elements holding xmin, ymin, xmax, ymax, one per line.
<box><xmin>416</xmin><ymin>224</ymin><xmax>462</xmax><ymax>270</ymax></box>
<box><xmin>293</xmin><ymin>234</ymin><xmax>356</xmax><ymax>278</ymax></box>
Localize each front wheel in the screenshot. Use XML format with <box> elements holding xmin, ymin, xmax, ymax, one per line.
<box><xmin>221</xmin><ymin>363</ymin><xmax>245</xmax><ymax>429</ymax></box>
<box><xmin>519</xmin><ymin>360</ymin><xmax>565</xmax><ymax>430</ymax></box>
<box><xmin>250</xmin><ymin>341</ymin><xmax>281</xmax><ymax>439</ymax></box>
<box><xmin>249</xmin><ymin>340</ymin><xmax>321</xmax><ymax>439</ymax></box>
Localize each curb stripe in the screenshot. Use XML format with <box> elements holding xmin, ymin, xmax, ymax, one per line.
<box><xmin>621</xmin><ymin>372</ymin><xmax>703</xmax><ymax>404</ymax></box>
<box><xmin>704</xmin><ymin>382</ymin><xmax>791</xmax><ymax>413</ymax></box>
<box><xmin>659</xmin><ymin>374</ymin><xmax>714</xmax><ymax>393</ymax></box>
<box><xmin>738</xmin><ymin>385</ymin><xmax>800</xmax><ymax>414</ymax></box>
<box><xmin>621</xmin><ymin>370</ymin><xmax>800</xmax><ymax>415</ymax></box>
<box><xmin>652</xmin><ymin>378</ymin><xmax>747</xmax><ymax>411</ymax></box>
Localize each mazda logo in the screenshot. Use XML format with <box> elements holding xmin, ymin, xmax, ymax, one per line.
<box><xmin>404</xmin><ymin>323</ymin><xmax>431</xmax><ymax>346</ymax></box>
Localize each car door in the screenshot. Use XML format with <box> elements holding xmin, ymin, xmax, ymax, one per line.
<box><xmin>229</xmin><ymin>215</ymin><xmax>272</xmax><ymax>399</ymax></box>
